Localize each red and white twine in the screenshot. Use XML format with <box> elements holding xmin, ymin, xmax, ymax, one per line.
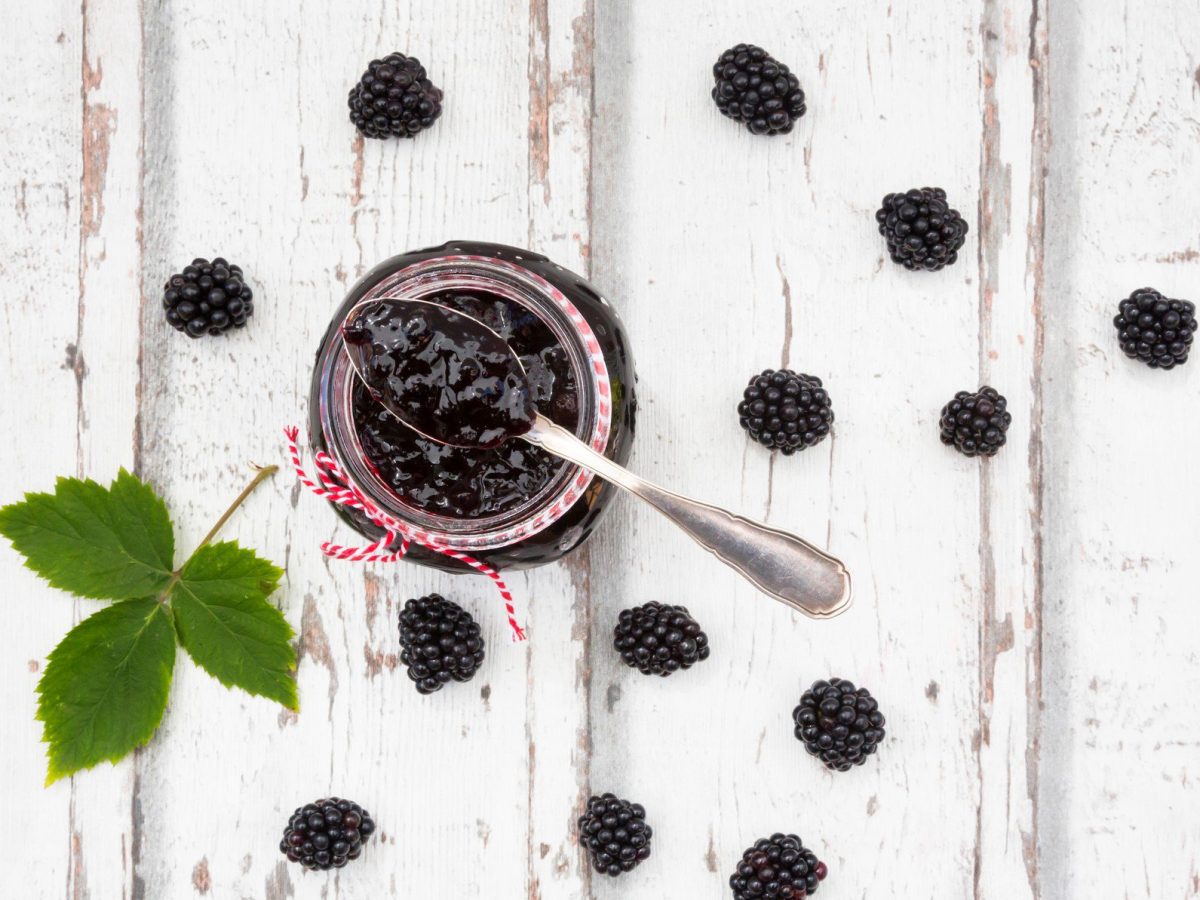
<box><xmin>284</xmin><ymin>426</ymin><xmax>526</xmax><ymax>642</ymax></box>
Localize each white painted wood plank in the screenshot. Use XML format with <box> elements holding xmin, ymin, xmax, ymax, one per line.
<box><xmin>0</xmin><ymin>0</ymin><xmax>145</xmax><ymax>896</ymax></box>
<box><xmin>524</xmin><ymin>1</ymin><xmax>598</xmax><ymax>898</ymax></box>
<box><xmin>972</xmin><ymin>1</ymin><xmax>1047</xmax><ymax>896</ymax></box>
<box><xmin>1041</xmin><ymin>1</ymin><xmax>1200</xmax><ymax>896</ymax></box>
<box><xmin>0</xmin><ymin>3</ymin><xmax>81</xmax><ymax>897</ymax></box>
<box><xmin>125</xmin><ymin>1</ymin><xmax>586</xmax><ymax>898</ymax></box>
<box><xmin>590</xmin><ymin>3</ymin><xmax>1001</xmax><ymax>897</ymax></box>
<box><xmin>71</xmin><ymin>0</ymin><xmax>148</xmax><ymax>896</ymax></box>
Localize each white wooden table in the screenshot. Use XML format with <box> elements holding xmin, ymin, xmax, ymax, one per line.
<box><xmin>3</xmin><ymin>1</ymin><xmax>1198</xmax><ymax>897</ymax></box>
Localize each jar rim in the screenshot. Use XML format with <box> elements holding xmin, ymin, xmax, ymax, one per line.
<box><xmin>318</xmin><ymin>253</ymin><xmax>612</xmax><ymax>551</ymax></box>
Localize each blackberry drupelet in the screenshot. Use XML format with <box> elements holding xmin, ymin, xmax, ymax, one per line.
<box><xmin>738</xmin><ymin>369</ymin><xmax>833</xmax><ymax>455</ymax></box>
<box><xmin>793</xmin><ymin>678</ymin><xmax>886</xmax><ymax>772</ymax></box>
<box><xmin>938</xmin><ymin>385</ymin><xmax>1011</xmax><ymax>458</ymax></box>
<box><xmin>161</xmin><ymin>257</ymin><xmax>253</xmax><ymax>338</ymax></box>
<box><xmin>1113</xmin><ymin>287</ymin><xmax>1196</xmax><ymax>370</ymax></box>
<box><xmin>279</xmin><ymin>797</ymin><xmax>376</xmax><ymax>871</ymax></box>
<box><xmin>613</xmin><ymin>602</ymin><xmax>710</xmax><ymax>677</ymax></box>
<box><xmin>398</xmin><ymin>594</ymin><xmax>485</xmax><ymax>694</ymax></box>
<box><xmin>348</xmin><ymin>52</ymin><xmax>443</xmax><ymax>139</ymax></box>
<box><xmin>730</xmin><ymin>833</ymin><xmax>828</xmax><ymax>899</ymax></box>
<box><xmin>712</xmin><ymin>44</ymin><xmax>807</xmax><ymax>135</ymax></box>
<box><xmin>876</xmin><ymin>187</ymin><xmax>969</xmax><ymax>271</ymax></box>
<box><xmin>578</xmin><ymin>793</ymin><xmax>653</xmax><ymax>877</ymax></box>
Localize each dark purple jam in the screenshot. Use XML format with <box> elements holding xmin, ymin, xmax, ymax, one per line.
<box><xmin>349</xmin><ymin>290</ymin><xmax>580</xmax><ymax>519</ymax></box>
<box><xmin>344</xmin><ymin>297</ymin><xmax>536</xmax><ymax>449</ymax></box>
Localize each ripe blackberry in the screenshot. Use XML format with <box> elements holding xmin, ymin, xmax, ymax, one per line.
<box><xmin>939</xmin><ymin>385</ymin><xmax>1011</xmax><ymax>458</ymax></box>
<box><xmin>398</xmin><ymin>594</ymin><xmax>485</xmax><ymax>694</ymax></box>
<box><xmin>876</xmin><ymin>187</ymin><xmax>969</xmax><ymax>271</ymax></box>
<box><xmin>730</xmin><ymin>834</ymin><xmax>828</xmax><ymax>899</ymax></box>
<box><xmin>348</xmin><ymin>52</ymin><xmax>443</xmax><ymax>139</ymax></box>
<box><xmin>738</xmin><ymin>369</ymin><xmax>833</xmax><ymax>455</ymax></box>
<box><xmin>161</xmin><ymin>257</ymin><xmax>253</xmax><ymax>338</ymax></box>
<box><xmin>279</xmin><ymin>797</ymin><xmax>376</xmax><ymax>871</ymax></box>
<box><xmin>793</xmin><ymin>678</ymin><xmax>886</xmax><ymax>772</ymax></box>
<box><xmin>578</xmin><ymin>793</ymin><xmax>652</xmax><ymax>877</ymax></box>
<box><xmin>712</xmin><ymin>44</ymin><xmax>807</xmax><ymax>135</ymax></box>
<box><xmin>1113</xmin><ymin>287</ymin><xmax>1196</xmax><ymax>370</ymax></box>
<box><xmin>613</xmin><ymin>602</ymin><xmax>710</xmax><ymax>677</ymax></box>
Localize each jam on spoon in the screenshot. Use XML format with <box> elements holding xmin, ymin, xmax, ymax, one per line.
<box><xmin>350</xmin><ymin>289</ymin><xmax>579</xmax><ymax>520</ymax></box>
<box><xmin>343</xmin><ymin>298</ymin><xmax>537</xmax><ymax>450</ymax></box>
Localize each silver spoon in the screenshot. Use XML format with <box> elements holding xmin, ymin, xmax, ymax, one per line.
<box><xmin>342</xmin><ymin>297</ymin><xmax>851</xmax><ymax>619</ymax></box>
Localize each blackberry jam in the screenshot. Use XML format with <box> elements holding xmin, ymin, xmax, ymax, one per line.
<box><xmin>350</xmin><ymin>291</ymin><xmax>579</xmax><ymax>518</ymax></box>
<box><xmin>344</xmin><ymin>297</ymin><xmax>538</xmax><ymax>449</ymax></box>
<box><xmin>310</xmin><ymin>241</ymin><xmax>636</xmax><ymax>572</ymax></box>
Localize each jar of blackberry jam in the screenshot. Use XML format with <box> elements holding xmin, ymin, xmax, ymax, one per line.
<box><xmin>309</xmin><ymin>240</ymin><xmax>636</xmax><ymax>572</ymax></box>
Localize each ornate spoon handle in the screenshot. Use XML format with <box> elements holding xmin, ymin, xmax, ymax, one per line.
<box><xmin>523</xmin><ymin>415</ymin><xmax>852</xmax><ymax>619</ymax></box>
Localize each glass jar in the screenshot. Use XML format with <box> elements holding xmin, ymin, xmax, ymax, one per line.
<box><xmin>309</xmin><ymin>240</ymin><xmax>636</xmax><ymax>572</ymax></box>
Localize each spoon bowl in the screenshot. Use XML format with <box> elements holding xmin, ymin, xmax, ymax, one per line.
<box><xmin>341</xmin><ymin>296</ymin><xmax>536</xmax><ymax>450</ymax></box>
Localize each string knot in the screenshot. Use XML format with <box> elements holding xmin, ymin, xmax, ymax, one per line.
<box><xmin>284</xmin><ymin>426</ymin><xmax>526</xmax><ymax>642</ymax></box>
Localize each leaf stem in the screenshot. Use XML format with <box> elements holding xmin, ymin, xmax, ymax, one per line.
<box><xmin>196</xmin><ymin>465</ymin><xmax>279</xmax><ymax>550</ymax></box>
<box><xmin>155</xmin><ymin>465</ymin><xmax>279</xmax><ymax>603</ymax></box>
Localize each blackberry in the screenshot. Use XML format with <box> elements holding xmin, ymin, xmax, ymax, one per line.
<box><xmin>793</xmin><ymin>678</ymin><xmax>886</xmax><ymax>772</ymax></box>
<box><xmin>613</xmin><ymin>602</ymin><xmax>710</xmax><ymax>677</ymax></box>
<box><xmin>578</xmin><ymin>793</ymin><xmax>652</xmax><ymax>877</ymax></box>
<box><xmin>730</xmin><ymin>834</ymin><xmax>828</xmax><ymax>899</ymax></box>
<box><xmin>1113</xmin><ymin>287</ymin><xmax>1196</xmax><ymax>370</ymax></box>
<box><xmin>398</xmin><ymin>594</ymin><xmax>485</xmax><ymax>694</ymax></box>
<box><xmin>712</xmin><ymin>44</ymin><xmax>807</xmax><ymax>135</ymax></box>
<box><xmin>738</xmin><ymin>369</ymin><xmax>833</xmax><ymax>455</ymax></box>
<box><xmin>876</xmin><ymin>187</ymin><xmax>969</xmax><ymax>271</ymax></box>
<box><xmin>279</xmin><ymin>797</ymin><xmax>376</xmax><ymax>871</ymax></box>
<box><xmin>161</xmin><ymin>257</ymin><xmax>253</xmax><ymax>338</ymax></box>
<box><xmin>938</xmin><ymin>385</ymin><xmax>1011</xmax><ymax>458</ymax></box>
<box><xmin>348</xmin><ymin>52</ymin><xmax>443</xmax><ymax>139</ymax></box>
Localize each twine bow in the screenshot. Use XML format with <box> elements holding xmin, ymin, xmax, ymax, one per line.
<box><xmin>284</xmin><ymin>426</ymin><xmax>526</xmax><ymax>641</ymax></box>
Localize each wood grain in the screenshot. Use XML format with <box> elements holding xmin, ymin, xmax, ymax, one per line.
<box><xmin>0</xmin><ymin>0</ymin><xmax>1197</xmax><ymax>897</ymax></box>
<box><xmin>592</xmin><ymin>3</ymin><xmax>992</xmax><ymax>896</ymax></box>
<box><xmin>0</xmin><ymin>3</ymin><xmax>82</xmax><ymax>897</ymax></box>
<box><xmin>1040</xmin><ymin>1</ymin><xmax>1200</xmax><ymax>896</ymax></box>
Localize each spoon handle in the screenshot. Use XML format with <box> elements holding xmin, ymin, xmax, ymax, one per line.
<box><xmin>523</xmin><ymin>415</ymin><xmax>852</xmax><ymax>619</ymax></box>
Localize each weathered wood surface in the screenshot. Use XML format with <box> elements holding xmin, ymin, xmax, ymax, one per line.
<box><xmin>1</xmin><ymin>1</ymin><xmax>1197</xmax><ymax>897</ymax></box>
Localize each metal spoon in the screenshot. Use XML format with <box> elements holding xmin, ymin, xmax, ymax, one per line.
<box><xmin>342</xmin><ymin>297</ymin><xmax>851</xmax><ymax>619</ymax></box>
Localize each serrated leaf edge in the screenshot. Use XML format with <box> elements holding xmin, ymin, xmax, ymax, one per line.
<box><xmin>36</xmin><ymin>600</ymin><xmax>176</xmax><ymax>785</ymax></box>
<box><xmin>0</xmin><ymin>471</ymin><xmax>175</xmax><ymax>601</ymax></box>
<box><xmin>172</xmin><ymin>581</ymin><xmax>299</xmax><ymax>711</ymax></box>
<box><xmin>171</xmin><ymin>543</ymin><xmax>297</xmax><ymax>711</ymax></box>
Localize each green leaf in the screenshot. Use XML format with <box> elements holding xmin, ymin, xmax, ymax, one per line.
<box><xmin>0</xmin><ymin>470</ymin><xmax>174</xmax><ymax>600</ymax></box>
<box><xmin>37</xmin><ymin>599</ymin><xmax>176</xmax><ymax>784</ymax></box>
<box><xmin>170</xmin><ymin>541</ymin><xmax>297</xmax><ymax>710</ymax></box>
